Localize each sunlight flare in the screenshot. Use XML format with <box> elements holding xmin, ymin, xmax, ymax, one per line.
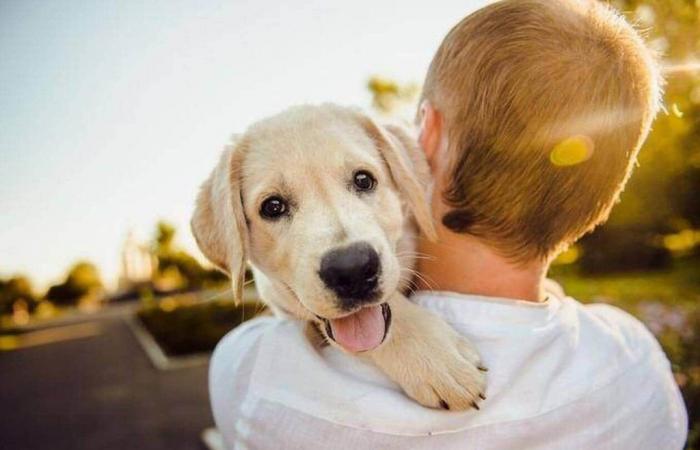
<box><xmin>671</xmin><ymin>103</ymin><xmax>684</xmax><ymax>118</ymax></box>
<box><xmin>662</xmin><ymin>60</ymin><xmax>700</xmax><ymax>76</ymax></box>
<box><xmin>550</xmin><ymin>135</ymin><xmax>594</xmax><ymax>167</ymax></box>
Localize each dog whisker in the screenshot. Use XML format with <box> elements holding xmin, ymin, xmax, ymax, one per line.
<box><xmin>398</xmin><ymin>273</ymin><xmax>420</xmax><ymax>297</ymax></box>
<box><xmin>414</xmin><ymin>273</ymin><xmax>438</xmax><ymax>291</ymax></box>
<box><xmin>396</xmin><ymin>250</ymin><xmax>434</xmax><ymax>257</ymax></box>
<box><xmin>201</xmin><ymin>289</ymin><xmax>232</xmax><ymax>303</ymax></box>
<box><xmin>395</xmin><ymin>251</ymin><xmax>437</xmax><ymax>261</ymax></box>
<box><xmin>397</xmin><ymin>255</ymin><xmax>435</xmax><ymax>261</ymax></box>
<box><xmin>401</xmin><ymin>266</ymin><xmax>439</xmax><ymax>292</ymax></box>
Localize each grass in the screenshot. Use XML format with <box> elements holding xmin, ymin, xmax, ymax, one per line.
<box><xmin>550</xmin><ymin>255</ymin><xmax>700</xmax><ymax>311</ymax></box>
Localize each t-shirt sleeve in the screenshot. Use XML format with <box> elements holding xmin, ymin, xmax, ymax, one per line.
<box><xmin>584</xmin><ymin>303</ymin><xmax>688</xmax><ymax>448</ymax></box>
<box><xmin>585</xmin><ymin>303</ymin><xmax>664</xmax><ymax>356</ymax></box>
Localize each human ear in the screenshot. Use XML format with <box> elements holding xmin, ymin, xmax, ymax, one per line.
<box><xmin>417</xmin><ymin>101</ymin><xmax>443</xmax><ymax>171</ymax></box>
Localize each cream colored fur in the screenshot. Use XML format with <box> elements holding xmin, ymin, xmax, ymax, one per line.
<box><xmin>191</xmin><ymin>104</ymin><xmax>485</xmax><ymax>410</ymax></box>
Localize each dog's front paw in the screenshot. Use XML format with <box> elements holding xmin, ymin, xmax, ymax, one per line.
<box><xmin>368</xmin><ymin>296</ymin><xmax>487</xmax><ymax>411</ymax></box>
<box><xmin>400</xmin><ymin>332</ymin><xmax>487</xmax><ymax>411</ymax></box>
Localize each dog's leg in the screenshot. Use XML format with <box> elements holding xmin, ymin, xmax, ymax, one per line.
<box><xmin>366</xmin><ymin>293</ymin><xmax>487</xmax><ymax>410</ymax></box>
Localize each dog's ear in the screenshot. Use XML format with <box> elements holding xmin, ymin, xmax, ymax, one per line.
<box><xmin>356</xmin><ymin>113</ymin><xmax>438</xmax><ymax>241</ymax></box>
<box><xmin>191</xmin><ymin>139</ymin><xmax>249</xmax><ymax>303</ymax></box>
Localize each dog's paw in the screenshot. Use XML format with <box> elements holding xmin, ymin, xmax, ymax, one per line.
<box><xmin>368</xmin><ymin>296</ymin><xmax>487</xmax><ymax>411</ymax></box>
<box><xmin>400</xmin><ymin>334</ymin><xmax>487</xmax><ymax>411</ymax></box>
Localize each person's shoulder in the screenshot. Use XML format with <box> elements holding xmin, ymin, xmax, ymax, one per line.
<box><xmin>582</xmin><ymin>301</ymin><xmax>652</xmax><ymax>335</ymax></box>
<box><xmin>574</xmin><ymin>300</ymin><xmax>663</xmax><ymax>357</ymax></box>
<box><xmin>213</xmin><ymin>315</ymin><xmax>291</xmax><ymax>355</ymax></box>
<box><xmin>210</xmin><ymin>316</ymin><xmax>304</xmax><ymax>381</ymax></box>
<box><xmin>555</xmin><ymin>298</ymin><xmax>688</xmax><ymax>447</ymax></box>
<box><xmin>209</xmin><ymin>316</ymin><xmax>315</xmax><ymax>443</ymax></box>
<box><xmin>549</xmin><ymin>280</ymin><xmax>662</xmax><ymax>363</ymax></box>
<box><xmin>564</xmin><ymin>298</ymin><xmax>682</xmax><ymax>405</ymax></box>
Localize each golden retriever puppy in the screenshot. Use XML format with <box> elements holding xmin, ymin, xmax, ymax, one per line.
<box><xmin>191</xmin><ymin>104</ymin><xmax>486</xmax><ymax>410</ymax></box>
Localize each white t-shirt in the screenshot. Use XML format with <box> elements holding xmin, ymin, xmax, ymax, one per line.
<box><xmin>209</xmin><ymin>287</ymin><xmax>688</xmax><ymax>450</ymax></box>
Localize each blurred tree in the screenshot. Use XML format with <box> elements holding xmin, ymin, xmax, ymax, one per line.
<box><xmin>46</xmin><ymin>262</ymin><xmax>103</xmax><ymax>306</ymax></box>
<box><xmin>0</xmin><ymin>276</ymin><xmax>37</xmax><ymax>315</ymax></box>
<box><xmin>152</xmin><ymin>221</ymin><xmax>228</xmax><ymax>291</ymax></box>
<box><xmin>155</xmin><ymin>221</ymin><xmax>176</xmax><ymax>254</ymax></box>
<box><xmin>577</xmin><ymin>1</ymin><xmax>700</xmax><ymax>271</ymax></box>
<box><xmin>367</xmin><ymin>75</ymin><xmax>420</xmax><ymax>118</ymax></box>
<box><xmin>606</xmin><ymin>0</ymin><xmax>699</xmax><ymax>227</ymax></box>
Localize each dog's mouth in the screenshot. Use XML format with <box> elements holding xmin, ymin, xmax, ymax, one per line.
<box><xmin>317</xmin><ymin>303</ymin><xmax>391</xmax><ymax>353</ymax></box>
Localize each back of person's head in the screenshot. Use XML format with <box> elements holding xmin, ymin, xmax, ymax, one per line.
<box><xmin>422</xmin><ymin>0</ymin><xmax>662</xmax><ymax>262</ymax></box>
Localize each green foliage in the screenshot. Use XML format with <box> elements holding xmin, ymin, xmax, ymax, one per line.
<box><xmin>152</xmin><ymin>220</ymin><xmax>228</xmax><ymax>290</ymax></box>
<box><xmin>155</xmin><ymin>221</ymin><xmax>176</xmax><ymax>253</ymax></box>
<box><xmin>578</xmin><ymin>2</ymin><xmax>700</xmax><ymax>267</ymax></box>
<box><xmin>597</xmin><ymin>0</ymin><xmax>700</xmax><ymax>235</ymax></box>
<box><xmin>551</xmin><ymin>255</ymin><xmax>700</xmax><ymax>308</ymax></box>
<box><xmin>579</xmin><ymin>226</ymin><xmax>671</xmax><ymax>273</ymax></box>
<box><xmin>367</xmin><ymin>75</ymin><xmax>420</xmax><ymax>116</ymax></box>
<box><xmin>640</xmin><ymin>303</ymin><xmax>700</xmax><ymax>450</ymax></box>
<box><xmin>137</xmin><ymin>298</ymin><xmax>264</xmax><ymax>356</ymax></box>
<box><xmin>0</xmin><ymin>276</ymin><xmax>36</xmax><ymax>315</ymax></box>
<box><xmin>46</xmin><ymin>261</ymin><xmax>102</xmax><ymax>306</ymax></box>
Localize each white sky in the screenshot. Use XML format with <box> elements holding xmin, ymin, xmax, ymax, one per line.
<box><xmin>0</xmin><ymin>0</ymin><xmax>485</xmax><ymax>290</ymax></box>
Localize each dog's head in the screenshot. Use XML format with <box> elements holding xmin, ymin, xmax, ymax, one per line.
<box><xmin>191</xmin><ymin>104</ymin><xmax>435</xmax><ymax>352</ymax></box>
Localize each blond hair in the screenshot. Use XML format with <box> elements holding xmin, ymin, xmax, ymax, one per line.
<box><xmin>422</xmin><ymin>0</ymin><xmax>662</xmax><ymax>261</ymax></box>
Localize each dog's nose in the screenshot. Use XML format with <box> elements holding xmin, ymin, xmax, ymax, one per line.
<box><xmin>318</xmin><ymin>242</ymin><xmax>380</xmax><ymax>307</ymax></box>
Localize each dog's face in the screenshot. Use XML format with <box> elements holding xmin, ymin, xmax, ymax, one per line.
<box><xmin>192</xmin><ymin>105</ymin><xmax>435</xmax><ymax>351</ymax></box>
<box><xmin>243</xmin><ymin>109</ymin><xmax>408</xmax><ymax>318</ymax></box>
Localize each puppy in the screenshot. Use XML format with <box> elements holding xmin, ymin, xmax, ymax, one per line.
<box><xmin>192</xmin><ymin>104</ymin><xmax>486</xmax><ymax>410</ymax></box>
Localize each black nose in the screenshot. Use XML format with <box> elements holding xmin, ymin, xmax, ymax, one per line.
<box><xmin>318</xmin><ymin>242</ymin><xmax>381</xmax><ymax>308</ymax></box>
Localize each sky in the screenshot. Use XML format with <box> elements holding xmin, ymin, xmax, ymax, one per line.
<box><xmin>0</xmin><ymin>0</ymin><xmax>485</xmax><ymax>290</ymax></box>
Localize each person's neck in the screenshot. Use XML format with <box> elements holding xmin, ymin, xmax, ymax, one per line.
<box><xmin>415</xmin><ymin>227</ymin><xmax>549</xmax><ymax>302</ymax></box>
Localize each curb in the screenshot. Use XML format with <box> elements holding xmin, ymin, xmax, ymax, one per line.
<box><xmin>124</xmin><ymin>315</ymin><xmax>210</xmax><ymax>371</ymax></box>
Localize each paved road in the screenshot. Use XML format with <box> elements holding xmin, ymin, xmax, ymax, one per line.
<box><xmin>1</xmin><ymin>315</ymin><xmax>214</xmax><ymax>450</ymax></box>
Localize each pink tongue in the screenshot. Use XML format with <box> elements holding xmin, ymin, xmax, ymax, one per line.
<box><xmin>329</xmin><ymin>305</ymin><xmax>385</xmax><ymax>353</ymax></box>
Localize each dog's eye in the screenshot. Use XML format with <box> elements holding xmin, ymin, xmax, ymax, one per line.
<box><xmin>353</xmin><ymin>170</ymin><xmax>376</xmax><ymax>192</ymax></box>
<box><xmin>260</xmin><ymin>196</ymin><xmax>287</xmax><ymax>220</ymax></box>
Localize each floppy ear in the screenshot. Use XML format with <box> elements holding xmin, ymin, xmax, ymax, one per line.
<box><xmin>356</xmin><ymin>113</ymin><xmax>438</xmax><ymax>241</ymax></box>
<box><xmin>191</xmin><ymin>139</ymin><xmax>249</xmax><ymax>303</ymax></box>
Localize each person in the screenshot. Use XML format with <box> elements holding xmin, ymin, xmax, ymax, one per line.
<box><xmin>208</xmin><ymin>0</ymin><xmax>688</xmax><ymax>448</ymax></box>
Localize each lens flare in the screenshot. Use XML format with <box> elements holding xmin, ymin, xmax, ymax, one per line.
<box><xmin>548</xmin><ymin>107</ymin><xmax>642</xmax><ymax>145</ymax></box>
<box><xmin>671</xmin><ymin>103</ymin><xmax>684</xmax><ymax>118</ymax></box>
<box><xmin>550</xmin><ymin>135</ymin><xmax>594</xmax><ymax>167</ymax></box>
<box><xmin>662</xmin><ymin>60</ymin><xmax>700</xmax><ymax>76</ymax></box>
